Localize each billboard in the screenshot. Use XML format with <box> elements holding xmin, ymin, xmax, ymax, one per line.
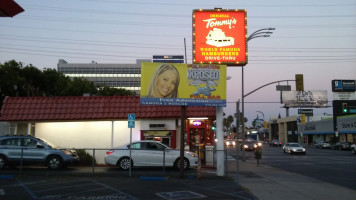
<box><xmin>282</xmin><ymin>90</ymin><xmax>328</xmax><ymax>108</ymax></box>
<box><xmin>193</xmin><ymin>9</ymin><xmax>247</xmax><ymax>66</ymax></box>
<box><xmin>140</xmin><ymin>62</ymin><xmax>226</xmax><ymax>107</ymax></box>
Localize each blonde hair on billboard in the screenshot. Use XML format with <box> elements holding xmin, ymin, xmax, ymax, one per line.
<box><xmin>146</xmin><ymin>63</ymin><xmax>180</xmax><ymax>98</ymax></box>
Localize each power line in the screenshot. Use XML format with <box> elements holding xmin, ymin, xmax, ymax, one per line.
<box><xmin>23</xmin><ymin>1</ymin><xmax>356</xmax><ymax>8</ymax></box>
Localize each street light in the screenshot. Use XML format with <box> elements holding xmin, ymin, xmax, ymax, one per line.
<box><xmin>240</xmin><ymin>28</ymin><xmax>275</xmax><ymax>161</ymax></box>
<box><xmin>247</xmin><ymin>28</ymin><xmax>275</xmax><ymax>41</ymax></box>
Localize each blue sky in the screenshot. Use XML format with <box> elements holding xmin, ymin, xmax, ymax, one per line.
<box><xmin>1</xmin><ymin>0</ymin><xmax>355</xmax><ymax>126</ymax></box>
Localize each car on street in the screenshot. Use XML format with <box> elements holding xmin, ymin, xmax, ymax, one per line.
<box><xmin>241</xmin><ymin>140</ymin><xmax>262</xmax><ymax>151</ymax></box>
<box><xmin>0</xmin><ymin>135</ymin><xmax>79</xmax><ymax>169</ymax></box>
<box><xmin>351</xmin><ymin>144</ymin><xmax>356</xmax><ymax>154</ymax></box>
<box><xmin>270</xmin><ymin>140</ymin><xmax>282</xmax><ymax>147</ymax></box>
<box><xmin>104</xmin><ymin>140</ymin><xmax>198</xmax><ymax>170</ymax></box>
<box><xmin>331</xmin><ymin>142</ymin><xmax>351</xmax><ymax>150</ymax></box>
<box><xmin>314</xmin><ymin>141</ymin><xmax>331</xmax><ymax>149</ymax></box>
<box><xmin>225</xmin><ymin>139</ymin><xmax>236</xmax><ymax>146</ymax></box>
<box><xmin>283</xmin><ymin>143</ymin><xmax>306</xmax><ymax>155</ymax></box>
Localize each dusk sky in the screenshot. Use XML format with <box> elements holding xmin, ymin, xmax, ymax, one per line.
<box><xmin>1</xmin><ymin>0</ymin><xmax>355</xmax><ymax>126</ymax></box>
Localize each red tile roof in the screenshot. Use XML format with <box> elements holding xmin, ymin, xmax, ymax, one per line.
<box><xmin>0</xmin><ymin>0</ymin><xmax>24</xmax><ymax>17</ymax></box>
<box><xmin>0</xmin><ymin>96</ymin><xmax>216</xmax><ymax>122</ymax></box>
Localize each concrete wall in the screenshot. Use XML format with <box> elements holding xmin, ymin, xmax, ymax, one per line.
<box><xmin>35</xmin><ymin>120</ymin><xmax>142</xmax><ymax>164</ymax></box>
<box><xmin>0</xmin><ymin>122</ymin><xmax>11</xmax><ymax>136</ymax></box>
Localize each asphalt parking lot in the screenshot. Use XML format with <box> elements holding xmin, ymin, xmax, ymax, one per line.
<box><xmin>0</xmin><ymin>167</ymin><xmax>256</xmax><ymax>200</ymax></box>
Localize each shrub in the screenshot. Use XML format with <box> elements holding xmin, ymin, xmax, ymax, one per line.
<box><xmin>76</xmin><ymin>149</ymin><xmax>96</xmax><ymax>165</ymax></box>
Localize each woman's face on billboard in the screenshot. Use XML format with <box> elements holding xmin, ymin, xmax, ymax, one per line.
<box><xmin>154</xmin><ymin>69</ymin><xmax>178</xmax><ymax>97</ymax></box>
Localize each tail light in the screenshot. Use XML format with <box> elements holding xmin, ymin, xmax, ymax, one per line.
<box><xmin>106</xmin><ymin>150</ymin><xmax>114</xmax><ymax>155</ymax></box>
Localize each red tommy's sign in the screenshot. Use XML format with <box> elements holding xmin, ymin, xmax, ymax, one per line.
<box><xmin>193</xmin><ymin>9</ymin><xmax>247</xmax><ymax>66</ymax></box>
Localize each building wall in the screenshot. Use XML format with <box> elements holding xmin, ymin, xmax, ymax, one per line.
<box><xmin>0</xmin><ymin>122</ymin><xmax>11</xmax><ymax>136</ymax></box>
<box><xmin>277</xmin><ymin>116</ymin><xmax>297</xmax><ymax>144</ymax></box>
<box><xmin>35</xmin><ymin>121</ymin><xmax>142</xmax><ymax>164</ymax></box>
<box><xmin>33</xmin><ymin>119</ymin><xmax>183</xmax><ymax>163</ymax></box>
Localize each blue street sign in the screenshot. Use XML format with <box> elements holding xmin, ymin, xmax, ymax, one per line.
<box><xmin>128</xmin><ymin>114</ymin><xmax>135</xmax><ymax>128</ymax></box>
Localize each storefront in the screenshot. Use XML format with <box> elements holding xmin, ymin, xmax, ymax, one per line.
<box><xmin>337</xmin><ymin>115</ymin><xmax>356</xmax><ymax>143</ymax></box>
<box><xmin>0</xmin><ymin>96</ymin><xmax>217</xmax><ymax>163</ymax></box>
<box><xmin>301</xmin><ymin>118</ymin><xmax>335</xmax><ymax>144</ymax></box>
<box><xmin>141</xmin><ymin>130</ymin><xmax>177</xmax><ymax>148</ymax></box>
<box><xmin>186</xmin><ymin>118</ymin><xmax>214</xmax><ymax>149</ymax></box>
<box><xmin>185</xmin><ymin>118</ymin><xmax>215</xmax><ymax>162</ymax></box>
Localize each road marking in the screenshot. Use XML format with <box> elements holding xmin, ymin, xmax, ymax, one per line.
<box><xmin>156</xmin><ymin>191</ymin><xmax>206</xmax><ymax>200</ymax></box>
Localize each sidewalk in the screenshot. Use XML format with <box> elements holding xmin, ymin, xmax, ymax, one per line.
<box><xmin>235</xmin><ymin>160</ymin><xmax>356</xmax><ymax>200</ymax></box>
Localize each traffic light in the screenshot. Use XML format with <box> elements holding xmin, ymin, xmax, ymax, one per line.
<box><xmin>301</xmin><ymin>114</ymin><xmax>306</xmax><ymax>124</ymax></box>
<box><xmin>295</xmin><ymin>74</ymin><xmax>304</xmax><ymax>91</ymax></box>
<box><xmin>342</xmin><ymin>103</ymin><xmax>348</xmax><ymax>113</ymax></box>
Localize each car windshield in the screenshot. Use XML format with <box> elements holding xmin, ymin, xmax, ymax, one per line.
<box><xmin>290</xmin><ymin>144</ymin><xmax>301</xmax><ymax>147</ymax></box>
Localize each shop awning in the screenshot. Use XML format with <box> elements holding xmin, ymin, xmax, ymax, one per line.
<box><xmin>0</xmin><ymin>0</ymin><xmax>24</xmax><ymax>17</ymax></box>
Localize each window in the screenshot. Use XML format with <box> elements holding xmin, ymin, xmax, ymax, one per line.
<box><xmin>23</xmin><ymin>138</ymin><xmax>39</xmax><ymax>147</ymax></box>
<box><xmin>0</xmin><ymin>138</ymin><xmax>22</xmax><ymax>146</ymax></box>
<box><xmin>130</xmin><ymin>143</ymin><xmax>142</xmax><ymax>149</ymax></box>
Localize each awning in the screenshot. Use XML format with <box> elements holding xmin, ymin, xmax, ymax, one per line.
<box><xmin>0</xmin><ymin>0</ymin><xmax>24</xmax><ymax>17</ymax></box>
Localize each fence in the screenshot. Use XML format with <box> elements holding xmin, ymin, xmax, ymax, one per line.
<box><xmin>0</xmin><ymin>147</ymin><xmax>237</xmax><ymax>178</ymax></box>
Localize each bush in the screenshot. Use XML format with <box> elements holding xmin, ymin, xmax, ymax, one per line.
<box><xmin>76</xmin><ymin>149</ymin><xmax>96</xmax><ymax>165</ymax></box>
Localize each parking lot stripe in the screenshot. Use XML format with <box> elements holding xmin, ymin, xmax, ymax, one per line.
<box><xmin>17</xmin><ymin>179</ymin><xmax>38</xmax><ymax>199</ymax></box>
<box><xmin>91</xmin><ymin>179</ymin><xmax>139</xmax><ymax>200</ymax></box>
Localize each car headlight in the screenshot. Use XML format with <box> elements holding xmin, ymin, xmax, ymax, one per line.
<box><xmin>62</xmin><ymin>149</ymin><xmax>73</xmax><ymax>156</ymax></box>
<box><xmin>244</xmin><ymin>145</ymin><xmax>248</xmax><ymax>148</ymax></box>
<box><xmin>232</xmin><ymin>141</ymin><xmax>236</xmax><ymax>146</ymax></box>
<box><xmin>226</xmin><ymin>141</ymin><xmax>230</xmax><ymax>145</ymax></box>
<box><xmin>253</xmin><ymin>144</ymin><xmax>257</xmax><ymax>148</ymax></box>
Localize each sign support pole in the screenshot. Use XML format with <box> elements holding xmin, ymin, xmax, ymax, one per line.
<box><xmin>216</xmin><ymin>106</ymin><xmax>225</xmax><ymax>176</ymax></box>
<box><xmin>180</xmin><ymin>106</ymin><xmax>186</xmax><ymax>178</ymax></box>
<box><xmin>128</xmin><ymin>114</ymin><xmax>135</xmax><ymax>177</ymax></box>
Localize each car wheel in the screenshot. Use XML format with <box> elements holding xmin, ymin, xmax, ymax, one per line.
<box><xmin>47</xmin><ymin>155</ymin><xmax>63</xmax><ymax>170</ymax></box>
<box><xmin>117</xmin><ymin>157</ymin><xmax>132</xmax><ymax>170</ymax></box>
<box><xmin>352</xmin><ymin>149</ymin><xmax>356</xmax><ymax>154</ymax></box>
<box><xmin>0</xmin><ymin>155</ymin><xmax>7</xmax><ymax>169</ymax></box>
<box><xmin>174</xmin><ymin>158</ymin><xmax>189</xmax><ymax>170</ymax></box>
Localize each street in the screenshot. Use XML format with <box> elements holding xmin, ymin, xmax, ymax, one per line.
<box><xmin>227</xmin><ymin>144</ymin><xmax>356</xmax><ymax>190</ymax></box>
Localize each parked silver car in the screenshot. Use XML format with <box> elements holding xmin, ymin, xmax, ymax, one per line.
<box><xmin>0</xmin><ymin>136</ymin><xmax>79</xmax><ymax>169</ymax></box>
<box><xmin>104</xmin><ymin>140</ymin><xmax>198</xmax><ymax>170</ymax></box>
<box><xmin>283</xmin><ymin>143</ymin><xmax>306</xmax><ymax>155</ymax></box>
<box><xmin>314</xmin><ymin>141</ymin><xmax>331</xmax><ymax>149</ymax></box>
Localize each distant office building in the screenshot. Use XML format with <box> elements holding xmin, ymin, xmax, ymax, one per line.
<box><xmin>57</xmin><ymin>59</ymin><xmax>151</xmax><ymax>95</ymax></box>
<box><xmin>152</xmin><ymin>55</ymin><xmax>185</xmax><ymax>63</ymax></box>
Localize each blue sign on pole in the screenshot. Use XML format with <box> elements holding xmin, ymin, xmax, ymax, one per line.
<box><xmin>128</xmin><ymin>114</ymin><xmax>135</xmax><ymax>128</ymax></box>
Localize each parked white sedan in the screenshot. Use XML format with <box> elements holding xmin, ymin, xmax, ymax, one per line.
<box><xmin>104</xmin><ymin>141</ymin><xmax>198</xmax><ymax>170</ymax></box>
<box><xmin>283</xmin><ymin>143</ymin><xmax>306</xmax><ymax>155</ymax></box>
